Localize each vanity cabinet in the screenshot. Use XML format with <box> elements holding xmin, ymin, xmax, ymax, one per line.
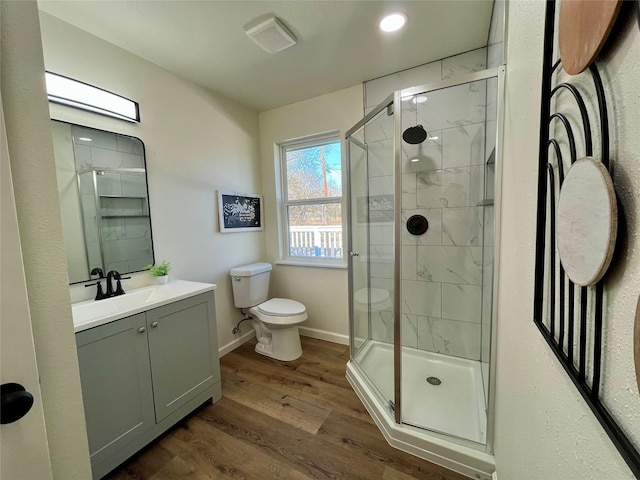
<box><xmin>146</xmin><ymin>294</ymin><xmax>218</xmax><ymax>422</ymax></box>
<box><xmin>75</xmin><ymin>292</ymin><xmax>221</xmax><ymax>479</ymax></box>
<box><xmin>76</xmin><ymin>313</ymin><xmax>155</xmax><ymax>467</ymax></box>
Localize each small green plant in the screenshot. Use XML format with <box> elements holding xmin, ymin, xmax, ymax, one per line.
<box><xmin>146</xmin><ymin>260</ymin><xmax>171</xmax><ymax>277</ymax></box>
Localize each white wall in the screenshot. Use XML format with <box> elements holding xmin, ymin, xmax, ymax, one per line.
<box><xmin>495</xmin><ymin>1</ymin><xmax>639</xmax><ymax>478</ymax></box>
<box><xmin>1</xmin><ymin>2</ymin><xmax>92</xmax><ymax>478</ymax></box>
<box><xmin>258</xmin><ymin>85</ymin><xmax>363</xmax><ymax>340</ymax></box>
<box><xmin>38</xmin><ymin>13</ymin><xmax>265</xmax><ymax>350</ymax></box>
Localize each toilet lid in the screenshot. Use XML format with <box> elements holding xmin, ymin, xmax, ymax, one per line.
<box><xmin>258</xmin><ymin>298</ymin><xmax>306</xmax><ymax>316</ymax></box>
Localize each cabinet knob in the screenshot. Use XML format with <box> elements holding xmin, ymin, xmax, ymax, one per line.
<box><xmin>138</xmin><ymin>327</ymin><xmax>146</xmax><ymax>334</ymax></box>
<box><xmin>151</xmin><ymin>322</ymin><xmax>159</xmax><ymax>328</ymax></box>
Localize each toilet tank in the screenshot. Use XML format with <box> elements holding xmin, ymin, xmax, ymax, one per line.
<box><xmin>229</xmin><ymin>262</ymin><xmax>272</xmax><ymax>308</ymax></box>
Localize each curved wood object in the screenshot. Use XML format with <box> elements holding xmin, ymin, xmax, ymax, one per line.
<box><xmin>635</xmin><ymin>294</ymin><xmax>640</xmax><ymax>395</ymax></box>
<box><xmin>557</xmin><ymin>157</ymin><xmax>617</xmax><ymax>286</ymax></box>
<box><xmin>559</xmin><ymin>0</ymin><xmax>622</xmax><ymax>75</ymax></box>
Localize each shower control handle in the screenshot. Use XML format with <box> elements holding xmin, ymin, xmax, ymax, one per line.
<box><xmin>350</xmin><ymin>252</ymin><xmax>360</xmax><ymax>257</ymax></box>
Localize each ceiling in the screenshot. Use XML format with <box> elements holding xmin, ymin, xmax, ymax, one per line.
<box><xmin>37</xmin><ymin>1</ymin><xmax>494</xmax><ymax>112</ymax></box>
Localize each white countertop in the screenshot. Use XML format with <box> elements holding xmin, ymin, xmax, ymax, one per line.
<box><xmin>73</xmin><ymin>279</ymin><xmax>216</xmax><ymax>333</ymax></box>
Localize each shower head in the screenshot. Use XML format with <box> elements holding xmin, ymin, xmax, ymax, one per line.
<box><xmin>402</xmin><ymin>125</ymin><xmax>428</xmax><ymax>144</ymax></box>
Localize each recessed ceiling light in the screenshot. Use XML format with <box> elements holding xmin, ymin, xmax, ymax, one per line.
<box><xmin>379</xmin><ymin>13</ymin><xmax>407</xmax><ymax>33</ymax></box>
<box><xmin>78</xmin><ymin>137</ymin><xmax>92</xmax><ymax>141</ymax></box>
<box><xmin>410</xmin><ymin>157</ymin><xmax>420</xmax><ymax>163</ymax></box>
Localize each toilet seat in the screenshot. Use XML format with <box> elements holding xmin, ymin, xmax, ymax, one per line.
<box><xmin>354</xmin><ymin>287</ymin><xmax>391</xmax><ymax>311</ymax></box>
<box><xmin>258</xmin><ymin>298</ymin><xmax>305</xmax><ymax>316</ymax></box>
<box><xmin>354</xmin><ymin>288</ymin><xmax>389</xmax><ymax>306</ymax></box>
<box><xmin>250</xmin><ymin>298</ymin><xmax>307</xmax><ymax>326</ymax></box>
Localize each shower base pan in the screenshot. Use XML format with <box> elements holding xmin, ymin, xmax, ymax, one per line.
<box><xmin>347</xmin><ymin>341</ymin><xmax>495</xmax><ymax>480</ymax></box>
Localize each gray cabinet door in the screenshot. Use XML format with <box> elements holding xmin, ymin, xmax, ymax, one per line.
<box><xmin>75</xmin><ymin>313</ymin><xmax>155</xmax><ymax>466</ymax></box>
<box><xmin>146</xmin><ymin>293</ymin><xmax>219</xmax><ymax>422</ymax></box>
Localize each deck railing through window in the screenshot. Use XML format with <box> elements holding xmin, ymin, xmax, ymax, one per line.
<box><xmin>289</xmin><ymin>226</ymin><xmax>342</xmax><ymax>258</ymax></box>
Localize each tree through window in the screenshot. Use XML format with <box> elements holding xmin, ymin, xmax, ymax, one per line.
<box><xmin>281</xmin><ymin>134</ymin><xmax>343</xmax><ymax>262</ymax></box>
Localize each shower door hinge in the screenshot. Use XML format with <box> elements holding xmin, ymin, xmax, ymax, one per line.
<box><xmin>387</xmin><ymin>400</ymin><xmax>395</xmax><ymax>414</ymax></box>
<box><xmin>387</xmin><ymin>104</ymin><xmax>394</xmax><ymax>116</ymax></box>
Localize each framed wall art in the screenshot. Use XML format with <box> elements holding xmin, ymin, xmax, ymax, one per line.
<box><xmin>217</xmin><ymin>191</ymin><xmax>263</xmax><ymax>233</ymax></box>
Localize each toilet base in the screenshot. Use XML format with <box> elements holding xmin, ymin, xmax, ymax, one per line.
<box><xmin>253</xmin><ymin>321</ymin><xmax>303</xmax><ymax>361</ymax></box>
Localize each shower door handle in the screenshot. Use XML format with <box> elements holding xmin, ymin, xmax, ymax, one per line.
<box><xmin>350</xmin><ymin>252</ymin><xmax>360</xmax><ymax>257</ymax></box>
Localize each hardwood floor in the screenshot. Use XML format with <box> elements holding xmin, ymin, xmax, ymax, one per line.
<box><xmin>106</xmin><ymin>337</ymin><xmax>468</xmax><ymax>480</ymax></box>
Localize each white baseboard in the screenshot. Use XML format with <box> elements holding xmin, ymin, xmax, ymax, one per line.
<box><xmin>218</xmin><ymin>329</ymin><xmax>255</xmax><ymax>357</ymax></box>
<box><xmin>219</xmin><ymin>326</ymin><xmax>347</xmax><ymax>358</ymax></box>
<box><xmin>299</xmin><ymin>326</ymin><xmax>349</xmax><ymax>345</ymax></box>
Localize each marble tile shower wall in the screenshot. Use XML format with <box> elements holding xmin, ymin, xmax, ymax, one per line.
<box><xmin>363</xmin><ymin>49</ymin><xmax>489</xmax><ymax>362</ymax></box>
<box><xmin>72</xmin><ymin>126</ymin><xmax>152</xmax><ymax>274</ymax></box>
<box><xmin>364</xmin><ymin>48</ymin><xmax>487</xmax><ymax>115</ymax></box>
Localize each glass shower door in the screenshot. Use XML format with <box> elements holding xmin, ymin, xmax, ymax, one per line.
<box><xmin>347</xmin><ymin>100</ymin><xmax>397</xmax><ymax>415</ymax></box>
<box><xmin>398</xmin><ymin>73</ymin><xmax>499</xmax><ymax>445</ymax></box>
<box><xmin>77</xmin><ymin>170</ymin><xmax>103</xmax><ymax>275</ymax></box>
<box><xmin>348</xmin><ymin>134</ymin><xmax>369</xmax><ymax>354</ymax></box>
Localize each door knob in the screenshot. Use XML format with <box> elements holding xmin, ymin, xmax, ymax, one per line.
<box><xmin>1</xmin><ymin>383</ymin><xmax>34</xmax><ymax>424</ymax></box>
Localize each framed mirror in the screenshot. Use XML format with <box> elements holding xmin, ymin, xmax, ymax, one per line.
<box><xmin>51</xmin><ymin>120</ymin><xmax>155</xmax><ymax>284</ymax></box>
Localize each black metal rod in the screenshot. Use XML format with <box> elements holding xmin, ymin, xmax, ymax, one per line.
<box><xmin>588</xmin><ymin>64</ymin><xmax>610</xmax><ymax>169</ymax></box>
<box><xmin>550</xmin><ymin>84</ymin><xmax>593</xmax><ymax>157</ymax></box>
<box><xmin>558</xmin><ymin>267</ymin><xmax>565</xmax><ymax>350</ymax></box>
<box><xmin>549</xmin><ymin>114</ymin><xmax>578</xmax><ymax>163</ymax></box>
<box><xmin>533</xmin><ymin>0</ymin><xmax>556</xmax><ymax>327</ymax></box>
<box><xmin>547</xmin><ymin>164</ymin><xmax>556</xmax><ymax>339</ymax></box>
<box><xmin>549</xmin><ymin>140</ymin><xmax>565</xmax><ymax>183</ymax></box>
<box><xmin>592</xmin><ymin>282</ymin><xmax>604</xmax><ymax>398</ymax></box>
<box><xmin>568</xmin><ymin>283</ymin><xmax>575</xmax><ymax>363</ymax></box>
<box><xmin>548</xmin><ymin>139</ymin><xmax>566</xmax><ymax>350</ymax></box>
<box><xmin>579</xmin><ymin>286</ymin><xmax>588</xmax><ymax>379</ymax></box>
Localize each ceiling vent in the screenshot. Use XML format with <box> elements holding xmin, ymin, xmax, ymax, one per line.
<box><xmin>245</xmin><ymin>17</ymin><xmax>296</xmax><ymax>54</ymax></box>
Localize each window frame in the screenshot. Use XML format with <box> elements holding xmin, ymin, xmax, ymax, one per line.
<box><xmin>277</xmin><ymin>131</ymin><xmax>346</xmax><ymax>268</ymax></box>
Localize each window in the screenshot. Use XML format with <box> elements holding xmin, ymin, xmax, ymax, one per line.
<box><xmin>279</xmin><ymin>133</ymin><xmax>344</xmax><ymax>266</ymax></box>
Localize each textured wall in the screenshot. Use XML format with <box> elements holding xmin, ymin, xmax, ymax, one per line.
<box><xmin>494</xmin><ymin>1</ymin><xmax>639</xmax><ymax>478</ymax></box>
<box><xmin>1</xmin><ymin>2</ymin><xmax>92</xmax><ymax>478</ymax></box>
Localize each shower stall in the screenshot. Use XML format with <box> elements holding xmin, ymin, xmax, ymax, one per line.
<box><xmin>345</xmin><ymin>67</ymin><xmax>504</xmax><ymax>479</ymax></box>
<box><xmin>76</xmin><ymin>167</ymin><xmax>153</xmax><ymax>276</ymax></box>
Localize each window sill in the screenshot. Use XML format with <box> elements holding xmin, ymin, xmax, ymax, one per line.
<box><xmin>274</xmin><ymin>260</ymin><xmax>348</xmax><ymax>269</ymax></box>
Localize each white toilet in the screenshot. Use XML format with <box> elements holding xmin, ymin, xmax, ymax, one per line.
<box><xmin>230</xmin><ymin>262</ymin><xmax>307</xmax><ymax>361</ymax></box>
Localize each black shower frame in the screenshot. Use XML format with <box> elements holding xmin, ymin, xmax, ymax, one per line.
<box><xmin>533</xmin><ymin>0</ymin><xmax>640</xmax><ymax>476</ymax></box>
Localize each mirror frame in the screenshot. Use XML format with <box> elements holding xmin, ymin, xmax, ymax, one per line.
<box><xmin>51</xmin><ymin>119</ymin><xmax>155</xmax><ymax>284</ymax></box>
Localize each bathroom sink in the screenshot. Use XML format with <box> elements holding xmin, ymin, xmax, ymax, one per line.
<box><xmin>71</xmin><ymin>280</ymin><xmax>216</xmax><ymax>332</ymax></box>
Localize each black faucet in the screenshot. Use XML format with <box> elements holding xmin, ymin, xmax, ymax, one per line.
<box><xmin>85</xmin><ymin>268</ymin><xmax>130</xmax><ymax>300</ymax></box>
<box><xmin>86</xmin><ymin>267</ymin><xmax>107</xmax><ymax>300</ymax></box>
<box><xmin>106</xmin><ymin>271</ymin><xmax>120</xmax><ymax>297</ymax></box>
<box><xmin>106</xmin><ymin>271</ymin><xmax>131</xmax><ymax>297</ymax></box>
<box><xmin>90</xmin><ymin>267</ymin><xmax>104</xmax><ymax>279</ymax></box>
